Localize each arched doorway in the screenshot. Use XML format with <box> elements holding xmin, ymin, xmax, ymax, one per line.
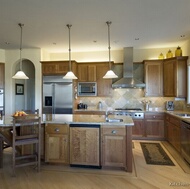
<box><xmin>14</xmin><ymin>59</ymin><xmax>35</xmax><ymax>112</ymax></box>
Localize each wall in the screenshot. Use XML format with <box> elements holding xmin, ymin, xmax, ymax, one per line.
<box><xmin>4</xmin><ymin>48</ymin><xmax>41</xmax><ymax>115</ymax></box>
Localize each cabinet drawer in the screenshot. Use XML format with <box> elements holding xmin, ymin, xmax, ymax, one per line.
<box><xmin>145</xmin><ymin>113</ymin><xmax>164</xmax><ymax>120</ymax></box>
<box><xmin>102</xmin><ymin>127</ymin><xmax>125</xmax><ymax>136</ymax></box>
<box><xmin>46</xmin><ymin>124</ymin><xmax>69</xmax><ymax>134</ymax></box>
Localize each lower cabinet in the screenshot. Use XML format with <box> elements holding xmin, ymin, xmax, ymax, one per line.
<box><xmin>101</xmin><ymin>125</ymin><xmax>126</xmax><ymax>168</ymax></box>
<box><xmin>69</xmin><ymin>125</ymin><xmax>100</xmax><ymax>166</ymax></box>
<box><xmin>45</xmin><ymin>123</ymin><xmax>69</xmax><ymax>164</ymax></box>
<box><xmin>132</xmin><ymin>119</ymin><xmax>145</xmax><ymax>139</ymax></box>
<box><xmin>144</xmin><ymin>113</ymin><xmax>165</xmax><ymax>139</ymax></box>
<box><xmin>165</xmin><ymin>114</ymin><xmax>181</xmax><ymax>152</ymax></box>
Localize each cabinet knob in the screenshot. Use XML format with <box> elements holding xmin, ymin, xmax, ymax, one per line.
<box><xmin>111</xmin><ymin>130</ymin><xmax>117</xmax><ymax>134</ymax></box>
<box><xmin>54</xmin><ymin>128</ymin><xmax>60</xmax><ymax>132</ymax></box>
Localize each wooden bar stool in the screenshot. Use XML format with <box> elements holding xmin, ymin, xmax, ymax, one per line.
<box><xmin>12</xmin><ymin>116</ymin><xmax>41</xmax><ymax>176</ymax></box>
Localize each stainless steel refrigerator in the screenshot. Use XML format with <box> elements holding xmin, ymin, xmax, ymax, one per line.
<box><xmin>42</xmin><ymin>76</ymin><xmax>73</xmax><ymax>114</ymax></box>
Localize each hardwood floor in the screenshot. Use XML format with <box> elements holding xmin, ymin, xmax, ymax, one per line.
<box><xmin>0</xmin><ymin>141</ymin><xmax>190</xmax><ymax>189</ymax></box>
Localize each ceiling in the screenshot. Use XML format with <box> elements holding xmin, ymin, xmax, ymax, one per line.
<box><xmin>1</xmin><ymin>0</ymin><xmax>190</xmax><ymax>53</ymax></box>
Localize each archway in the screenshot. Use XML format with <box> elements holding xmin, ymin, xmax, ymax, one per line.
<box><xmin>14</xmin><ymin>59</ymin><xmax>35</xmax><ymax>112</ymax></box>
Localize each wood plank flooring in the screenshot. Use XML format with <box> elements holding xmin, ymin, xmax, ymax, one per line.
<box><xmin>0</xmin><ymin>140</ymin><xmax>190</xmax><ymax>189</ymax></box>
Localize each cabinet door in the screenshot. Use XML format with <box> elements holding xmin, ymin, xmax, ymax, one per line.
<box><xmin>102</xmin><ymin>135</ymin><xmax>126</xmax><ymax>167</ymax></box>
<box><xmin>132</xmin><ymin>119</ymin><xmax>145</xmax><ymax>138</ymax></box>
<box><xmin>45</xmin><ymin>134</ymin><xmax>69</xmax><ymax>163</ymax></box>
<box><xmin>144</xmin><ymin>60</ymin><xmax>163</xmax><ymax>96</ymax></box>
<box><xmin>96</xmin><ymin>64</ymin><xmax>112</xmax><ymax>96</ymax></box>
<box><xmin>77</xmin><ymin>64</ymin><xmax>96</xmax><ymax>82</ymax></box>
<box><xmin>145</xmin><ymin>119</ymin><xmax>165</xmax><ymax>138</ymax></box>
<box><xmin>42</xmin><ymin>63</ymin><xmax>57</xmax><ymax>75</ymax></box>
<box><xmin>45</xmin><ymin>124</ymin><xmax>69</xmax><ymax>163</ymax></box>
<box><xmin>163</xmin><ymin>57</ymin><xmax>187</xmax><ymax>97</ymax></box>
<box><xmin>70</xmin><ymin>127</ymin><xmax>100</xmax><ymax>166</ymax></box>
<box><xmin>0</xmin><ymin>63</ymin><xmax>5</xmax><ymax>88</ymax></box>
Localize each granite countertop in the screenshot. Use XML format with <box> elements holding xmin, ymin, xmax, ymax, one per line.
<box><xmin>0</xmin><ymin>114</ymin><xmax>134</xmax><ymax>127</ymax></box>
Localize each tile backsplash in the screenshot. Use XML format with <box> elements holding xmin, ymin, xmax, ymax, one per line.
<box><xmin>75</xmin><ymin>88</ymin><xmax>189</xmax><ymax>112</ymax></box>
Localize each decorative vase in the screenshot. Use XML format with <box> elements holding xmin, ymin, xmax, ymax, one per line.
<box><xmin>158</xmin><ymin>53</ymin><xmax>164</xmax><ymax>59</ymax></box>
<box><xmin>166</xmin><ymin>49</ymin><xmax>173</xmax><ymax>58</ymax></box>
<box><xmin>175</xmin><ymin>46</ymin><xmax>182</xmax><ymax>57</ymax></box>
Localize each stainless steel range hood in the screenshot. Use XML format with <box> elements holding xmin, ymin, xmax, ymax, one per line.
<box><xmin>112</xmin><ymin>47</ymin><xmax>146</xmax><ymax>89</ymax></box>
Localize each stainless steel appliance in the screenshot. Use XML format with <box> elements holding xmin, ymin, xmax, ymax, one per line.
<box><xmin>43</xmin><ymin>76</ymin><xmax>73</xmax><ymax>114</ymax></box>
<box><xmin>109</xmin><ymin>108</ymin><xmax>144</xmax><ymax>119</ymax></box>
<box><xmin>166</xmin><ymin>101</ymin><xmax>174</xmax><ymax>111</ymax></box>
<box><xmin>181</xmin><ymin>121</ymin><xmax>190</xmax><ymax>165</ymax></box>
<box><xmin>78</xmin><ymin>82</ymin><xmax>97</xmax><ymax>96</ymax></box>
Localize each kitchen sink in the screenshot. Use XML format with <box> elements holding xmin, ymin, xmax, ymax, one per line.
<box><xmin>106</xmin><ymin>118</ymin><xmax>123</xmax><ymax>123</ymax></box>
<box><xmin>175</xmin><ymin>113</ymin><xmax>190</xmax><ymax>118</ymax></box>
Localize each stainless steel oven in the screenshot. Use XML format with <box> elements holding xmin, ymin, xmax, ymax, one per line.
<box><xmin>181</xmin><ymin>120</ymin><xmax>190</xmax><ymax>165</ymax></box>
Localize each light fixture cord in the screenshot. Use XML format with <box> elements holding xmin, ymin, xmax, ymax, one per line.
<box><xmin>67</xmin><ymin>24</ymin><xmax>72</xmax><ymax>71</ymax></box>
<box><xmin>19</xmin><ymin>23</ymin><xmax>24</xmax><ymax>71</ymax></box>
<box><xmin>106</xmin><ymin>21</ymin><xmax>112</xmax><ymax>70</ymax></box>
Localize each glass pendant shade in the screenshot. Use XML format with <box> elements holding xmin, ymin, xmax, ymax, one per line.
<box><xmin>63</xmin><ymin>24</ymin><xmax>78</xmax><ymax>80</ymax></box>
<box><xmin>63</xmin><ymin>71</ymin><xmax>77</xmax><ymax>79</ymax></box>
<box><xmin>103</xmin><ymin>70</ymin><xmax>118</xmax><ymax>79</ymax></box>
<box><xmin>103</xmin><ymin>21</ymin><xmax>118</xmax><ymax>79</ymax></box>
<box><xmin>12</xmin><ymin>70</ymin><xmax>29</xmax><ymax>79</ymax></box>
<box><xmin>12</xmin><ymin>23</ymin><xmax>29</xmax><ymax>80</ymax></box>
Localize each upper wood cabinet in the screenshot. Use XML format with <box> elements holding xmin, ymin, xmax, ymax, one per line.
<box><xmin>41</xmin><ymin>61</ymin><xmax>77</xmax><ymax>76</ymax></box>
<box><xmin>77</xmin><ymin>62</ymin><xmax>112</xmax><ymax>97</ymax></box>
<box><xmin>96</xmin><ymin>63</ymin><xmax>112</xmax><ymax>96</ymax></box>
<box><xmin>163</xmin><ymin>56</ymin><xmax>188</xmax><ymax>97</ymax></box>
<box><xmin>144</xmin><ymin>60</ymin><xmax>163</xmax><ymax>97</ymax></box>
<box><xmin>0</xmin><ymin>63</ymin><xmax>5</xmax><ymax>89</ymax></box>
<box><xmin>77</xmin><ymin>63</ymin><xmax>96</xmax><ymax>82</ymax></box>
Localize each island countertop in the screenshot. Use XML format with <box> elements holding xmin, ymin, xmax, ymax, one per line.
<box><xmin>0</xmin><ymin>114</ymin><xmax>134</xmax><ymax>127</ymax></box>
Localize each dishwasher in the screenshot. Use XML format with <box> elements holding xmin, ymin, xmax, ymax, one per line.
<box><xmin>69</xmin><ymin>124</ymin><xmax>101</xmax><ymax>168</ymax></box>
<box><xmin>181</xmin><ymin>121</ymin><xmax>190</xmax><ymax>165</ymax></box>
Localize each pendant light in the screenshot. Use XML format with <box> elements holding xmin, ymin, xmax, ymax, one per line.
<box><xmin>103</xmin><ymin>21</ymin><xmax>118</xmax><ymax>79</ymax></box>
<box><xmin>63</xmin><ymin>24</ymin><xmax>78</xmax><ymax>80</ymax></box>
<box><xmin>12</xmin><ymin>23</ymin><xmax>29</xmax><ymax>79</ymax></box>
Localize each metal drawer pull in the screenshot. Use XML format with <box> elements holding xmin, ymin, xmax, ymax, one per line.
<box><xmin>54</xmin><ymin>128</ymin><xmax>60</xmax><ymax>132</ymax></box>
<box><xmin>111</xmin><ymin>130</ymin><xmax>117</xmax><ymax>134</ymax></box>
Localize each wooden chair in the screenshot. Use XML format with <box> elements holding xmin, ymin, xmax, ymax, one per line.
<box><xmin>23</xmin><ymin>109</ymin><xmax>39</xmax><ymax>114</ymax></box>
<box><xmin>12</xmin><ymin>116</ymin><xmax>41</xmax><ymax>176</ymax></box>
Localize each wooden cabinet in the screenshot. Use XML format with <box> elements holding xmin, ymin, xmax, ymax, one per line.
<box><xmin>163</xmin><ymin>56</ymin><xmax>188</xmax><ymax>97</ymax></box>
<box><xmin>41</xmin><ymin>61</ymin><xmax>77</xmax><ymax>76</ymax></box>
<box><xmin>96</xmin><ymin>63</ymin><xmax>112</xmax><ymax>96</ymax></box>
<box><xmin>165</xmin><ymin>114</ymin><xmax>181</xmax><ymax>152</ymax></box>
<box><xmin>45</xmin><ymin>123</ymin><xmax>69</xmax><ymax>164</ymax></box>
<box><xmin>144</xmin><ymin>60</ymin><xmax>163</xmax><ymax>97</ymax></box>
<box><xmin>77</xmin><ymin>63</ymin><xmax>96</xmax><ymax>82</ymax></box>
<box><xmin>77</xmin><ymin>62</ymin><xmax>112</xmax><ymax>96</ymax></box>
<box><xmin>0</xmin><ymin>63</ymin><xmax>5</xmax><ymax>89</ymax></box>
<box><xmin>144</xmin><ymin>113</ymin><xmax>165</xmax><ymax>139</ymax></box>
<box><xmin>101</xmin><ymin>125</ymin><xmax>126</xmax><ymax>168</ymax></box>
<box><xmin>70</xmin><ymin>125</ymin><xmax>100</xmax><ymax>166</ymax></box>
<box><xmin>132</xmin><ymin>119</ymin><xmax>145</xmax><ymax>139</ymax></box>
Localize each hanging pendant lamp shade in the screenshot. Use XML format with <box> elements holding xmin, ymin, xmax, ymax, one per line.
<box><xmin>103</xmin><ymin>21</ymin><xmax>118</xmax><ymax>79</ymax></box>
<box><xmin>63</xmin><ymin>24</ymin><xmax>78</xmax><ymax>80</ymax></box>
<box><xmin>12</xmin><ymin>23</ymin><xmax>29</xmax><ymax>79</ymax></box>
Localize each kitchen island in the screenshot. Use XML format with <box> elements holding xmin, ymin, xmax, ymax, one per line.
<box><xmin>0</xmin><ymin>114</ymin><xmax>134</xmax><ymax>172</ymax></box>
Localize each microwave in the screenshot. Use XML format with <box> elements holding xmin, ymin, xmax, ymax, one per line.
<box><xmin>78</xmin><ymin>82</ymin><xmax>97</xmax><ymax>96</ymax></box>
